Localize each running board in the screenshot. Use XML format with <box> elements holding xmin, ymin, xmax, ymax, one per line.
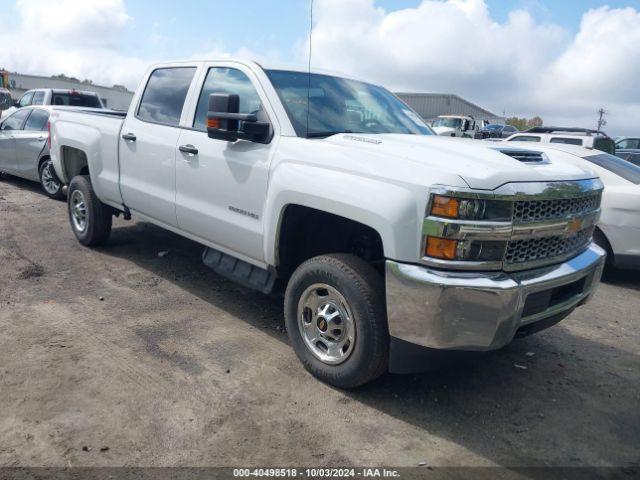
<box><xmin>202</xmin><ymin>247</ymin><xmax>275</xmax><ymax>294</ymax></box>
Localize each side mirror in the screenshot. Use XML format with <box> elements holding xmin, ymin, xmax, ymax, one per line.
<box><xmin>13</xmin><ymin>101</ymin><xmax>20</xmax><ymax>108</ymax></box>
<box><xmin>206</xmin><ymin>93</ymin><xmax>271</xmax><ymax>144</ymax></box>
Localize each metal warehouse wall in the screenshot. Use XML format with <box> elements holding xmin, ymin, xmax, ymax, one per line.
<box><xmin>396</xmin><ymin>92</ymin><xmax>504</xmax><ymax>125</ymax></box>
<box><xmin>5</xmin><ymin>73</ymin><xmax>134</xmax><ymax>111</ymax></box>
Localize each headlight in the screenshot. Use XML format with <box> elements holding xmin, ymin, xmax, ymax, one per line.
<box><xmin>424</xmin><ymin>236</ymin><xmax>507</xmax><ymax>261</ymax></box>
<box><xmin>423</xmin><ymin>193</ymin><xmax>512</xmax><ymax>265</ymax></box>
<box><xmin>429</xmin><ymin>195</ymin><xmax>511</xmax><ymax>221</ymax></box>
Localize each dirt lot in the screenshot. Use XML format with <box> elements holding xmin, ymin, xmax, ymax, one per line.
<box><xmin>0</xmin><ymin>175</ymin><xmax>638</xmax><ymax>470</ymax></box>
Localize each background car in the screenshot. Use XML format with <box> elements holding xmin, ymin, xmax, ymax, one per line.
<box><xmin>617</xmin><ymin>151</ymin><xmax>640</xmax><ymax>167</ymax></box>
<box><xmin>474</xmin><ymin>123</ymin><xmax>518</xmax><ymax>139</ymax></box>
<box><xmin>0</xmin><ymin>105</ymin><xmax>64</xmax><ymax>199</ymax></box>
<box><xmin>615</xmin><ymin>137</ymin><xmax>640</xmax><ymax>166</ymax></box>
<box><xmin>0</xmin><ymin>88</ymin><xmax>104</xmax><ymax>119</ymax></box>
<box><xmin>504</xmin><ymin>127</ymin><xmax>616</xmax><ymax>154</ymax></box>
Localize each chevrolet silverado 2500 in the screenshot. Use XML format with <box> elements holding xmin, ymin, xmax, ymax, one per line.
<box><xmin>49</xmin><ymin>60</ymin><xmax>606</xmax><ymax>388</ymax></box>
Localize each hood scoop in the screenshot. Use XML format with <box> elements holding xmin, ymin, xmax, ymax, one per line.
<box><xmin>498</xmin><ymin>149</ymin><xmax>549</xmax><ymax>164</ymax></box>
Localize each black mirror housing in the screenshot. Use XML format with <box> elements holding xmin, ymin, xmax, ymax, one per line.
<box><xmin>207</xmin><ymin>93</ymin><xmax>271</xmax><ymax>144</ymax></box>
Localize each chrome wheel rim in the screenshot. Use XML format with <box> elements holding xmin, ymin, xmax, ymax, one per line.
<box><xmin>70</xmin><ymin>190</ymin><xmax>88</xmax><ymax>232</ymax></box>
<box><xmin>41</xmin><ymin>161</ymin><xmax>60</xmax><ymax>194</ymax></box>
<box><xmin>297</xmin><ymin>283</ymin><xmax>356</xmax><ymax>365</ymax></box>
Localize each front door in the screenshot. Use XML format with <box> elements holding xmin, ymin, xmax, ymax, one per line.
<box><xmin>0</xmin><ymin>108</ymin><xmax>31</xmax><ymax>172</ymax></box>
<box><xmin>119</xmin><ymin>66</ymin><xmax>197</xmax><ymax>227</ymax></box>
<box><xmin>13</xmin><ymin>108</ymin><xmax>49</xmax><ymax>180</ymax></box>
<box><xmin>175</xmin><ymin>65</ymin><xmax>277</xmax><ymax>263</ymax></box>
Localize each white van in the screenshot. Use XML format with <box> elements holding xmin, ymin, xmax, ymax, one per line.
<box><xmin>504</xmin><ymin>127</ymin><xmax>616</xmax><ymax>154</ymax></box>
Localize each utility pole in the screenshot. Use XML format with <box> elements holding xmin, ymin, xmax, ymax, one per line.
<box><xmin>597</xmin><ymin>108</ymin><xmax>607</xmax><ymax>131</ymax></box>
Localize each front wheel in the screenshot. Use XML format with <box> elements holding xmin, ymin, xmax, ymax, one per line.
<box><xmin>284</xmin><ymin>254</ymin><xmax>389</xmax><ymax>388</ymax></box>
<box><xmin>67</xmin><ymin>175</ymin><xmax>112</xmax><ymax>246</ymax></box>
<box><xmin>39</xmin><ymin>159</ymin><xmax>64</xmax><ymax>200</ymax></box>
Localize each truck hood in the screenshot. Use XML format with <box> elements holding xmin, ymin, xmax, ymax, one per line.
<box><xmin>320</xmin><ymin>133</ymin><xmax>599</xmax><ymax>190</ymax></box>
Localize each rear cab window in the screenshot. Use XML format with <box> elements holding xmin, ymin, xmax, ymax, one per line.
<box><xmin>51</xmin><ymin>92</ymin><xmax>102</xmax><ymax>108</ymax></box>
<box><xmin>137</xmin><ymin>67</ymin><xmax>197</xmax><ymax>126</ymax></box>
<box><xmin>550</xmin><ymin>137</ymin><xmax>583</xmax><ymax>145</ymax></box>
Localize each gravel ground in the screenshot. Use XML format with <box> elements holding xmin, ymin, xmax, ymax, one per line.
<box><xmin>0</xmin><ymin>175</ymin><xmax>638</xmax><ymax>470</ymax></box>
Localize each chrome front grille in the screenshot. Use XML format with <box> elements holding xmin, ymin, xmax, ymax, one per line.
<box><xmin>422</xmin><ymin>179</ymin><xmax>604</xmax><ymax>272</ymax></box>
<box><xmin>513</xmin><ymin>193</ymin><xmax>601</xmax><ymax>223</ymax></box>
<box><xmin>505</xmin><ymin>227</ymin><xmax>594</xmax><ymax>266</ymax></box>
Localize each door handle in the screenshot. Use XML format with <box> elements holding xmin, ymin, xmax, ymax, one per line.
<box><xmin>179</xmin><ymin>144</ymin><xmax>198</xmax><ymax>155</ymax></box>
<box><xmin>36</xmin><ymin>136</ymin><xmax>45</xmax><ymax>141</ymax></box>
<box><xmin>122</xmin><ymin>133</ymin><xmax>137</xmax><ymax>142</ymax></box>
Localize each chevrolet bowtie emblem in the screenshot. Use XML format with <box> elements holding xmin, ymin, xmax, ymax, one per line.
<box><xmin>567</xmin><ymin>218</ymin><xmax>583</xmax><ymax>233</ymax></box>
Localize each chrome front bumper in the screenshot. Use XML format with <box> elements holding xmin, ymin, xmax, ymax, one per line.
<box><xmin>385</xmin><ymin>243</ymin><xmax>606</xmax><ymax>352</ymax></box>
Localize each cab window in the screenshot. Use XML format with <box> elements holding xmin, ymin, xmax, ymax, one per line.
<box><xmin>24</xmin><ymin>109</ymin><xmax>50</xmax><ymax>131</ymax></box>
<box><xmin>32</xmin><ymin>91</ymin><xmax>45</xmax><ymax>105</ymax></box>
<box><xmin>508</xmin><ymin>135</ymin><xmax>540</xmax><ymax>142</ymax></box>
<box><xmin>19</xmin><ymin>92</ymin><xmax>34</xmax><ymax>107</ymax></box>
<box><xmin>616</xmin><ymin>139</ymin><xmax>640</xmax><ymax>149</ymax></box>
<box><xmin>193</xmin><ymin>67</ymin><xmax>264</xmax><ymax>131</ymax></box>
<box><xmin>550</xmin><ymin>137</ymin><xmax>583</xmax><ymax>145</ymax></box>
<box><xmin>1</xmin><ymin>108</ymin><xmax>31</xmax><ymax>130</ymax></box>
<box><xmin>137</xmin><ymin>67</ymin><xmax>196</xmax><ymax>126</ymax></box>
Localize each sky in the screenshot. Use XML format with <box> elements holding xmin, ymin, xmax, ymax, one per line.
<box><xmin>0</xmin><ymin>0</ymin><xmax>639</xmax><ymax>135</ymax></box>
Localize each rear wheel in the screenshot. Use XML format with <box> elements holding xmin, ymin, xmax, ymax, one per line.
<box><xmin>67</xmin><ymin>175</ymin><xmax>112</xmax><ymax>246</ymax></box>
<box><xmin>284</xmin><ymin>254</ymin><xmax>388</xmax><ymax>388</ymax></box>
<box><xmin>39</xmin><ymin>159</ymin><xmax>64</xmax><ymax>199</ymax></box>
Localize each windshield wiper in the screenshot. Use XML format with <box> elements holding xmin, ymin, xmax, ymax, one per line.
<box><xmin>306</xmin><ymin>130</ymin><xmax>355</xmax><ymax>138</ymax></box>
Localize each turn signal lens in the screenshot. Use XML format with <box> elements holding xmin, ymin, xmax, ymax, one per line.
<box><xmin>425</xmin><ymin>236</ymin><xmax>458</xmax><ymax>260</ymax></box>
<box><xmin>207</xmin><ymin>117</ymin><xmax>220</xmax><ymax>129</ymax></box>
<box><xmin>430</xmin><ymin>195</ymin><xmax>459</xmax><ymax>218</ymax></box>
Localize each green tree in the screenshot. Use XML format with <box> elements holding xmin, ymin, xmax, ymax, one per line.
<box><xmin>506</xmin><ymin>117</ymin><xmax>528</xmax><ymax>130</ymax></box>
<box><xmin>506</xmin><ymin>116</ymin><xmax>544</xmax><ymax>130</ymax></box>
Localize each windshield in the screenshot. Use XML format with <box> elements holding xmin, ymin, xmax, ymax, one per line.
<box><xmin>51</xmin><ymin>92</ymin><xmax>102</xmax><ymax>108</ymax></box>
<box><xmin>432</xmin><ymin>117</ymin><xmax>461</xmax><ymax>128</ymax></box>
<box><xmin>265</xmin><ymin>70</ymin><xmax>432</xmax><ymax>138</ymax></box>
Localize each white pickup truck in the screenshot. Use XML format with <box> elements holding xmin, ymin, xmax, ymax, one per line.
<box><xmin>49</xmin><ymin>60</ymin><xmax>606</xmax><ymax>388</ymax></box>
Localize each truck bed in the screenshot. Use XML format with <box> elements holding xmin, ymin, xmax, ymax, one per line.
<box><xmin>50</xmin><ymin>108</ymin><xmax>126</xmax><ymax>206</ymax></box>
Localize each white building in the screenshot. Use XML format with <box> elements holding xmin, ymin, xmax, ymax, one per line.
<box><xmin>396</xmin><ymin>92</ymin><xmax>504</xmax><ymax>125</ymax></box>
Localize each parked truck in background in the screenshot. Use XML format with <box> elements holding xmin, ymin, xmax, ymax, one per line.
<box><xmin>431</xmin><ymin>114</ymin><xmax>478</xmax><ymax>137</ymax></box>
<box><xmin>49</xmin><ymin>60</ymin><xmax>606</xmax><ymax>388</ymax></box>
<box><xmin>1</xmin><ymin>88</ymin><xmax>104</xmax><ymax>120</ymax></box>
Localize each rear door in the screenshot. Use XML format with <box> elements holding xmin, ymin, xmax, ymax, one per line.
<box><xmin>119</xmin><ymin>65</ymin><xmax>197</xmax><ymax>227</ymax></box>
<box><xmin>175</xmin><ymin>63</ymin><xmax>278</xmax><ymax>262</ymax></box>
<box><xmin>0</xmin><ymin>108</ymin><xmax>31</xmax><ymax>172</ymax></box>
<box><xmin>13</xmin><ymin>107</ymin><xmax>49</xmax><ymax>180</ymax></box>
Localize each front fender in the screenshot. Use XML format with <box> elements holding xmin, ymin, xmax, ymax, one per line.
<box><xmin>263</xmin><ymin>162</ymin><xmax>424</xmax><ymax>266</ymax></box>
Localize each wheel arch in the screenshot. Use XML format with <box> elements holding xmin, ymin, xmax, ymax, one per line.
<box><xmin>594</xmin><ymin>226</ymin><xmax>614</xmax><ymax>265</ymax></box>
<box><xmin>274</xmin><ymin>203</ymin><xmax>386</xmax><ymax>280</ymax></box>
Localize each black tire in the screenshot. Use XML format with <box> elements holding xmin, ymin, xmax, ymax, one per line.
<box><xmin>284</xmin><ymin>254</ymin><xmax>388</xmax><ymax>388</ymax></box>
<box><xmin>38</xmin><ymin>159</ymin><xmax>65</xmax><ymax>200</ymax></box>
<box><xmin>67</xmin><ymin>175</ymin><xmax>112</xmax><ymax>246</ymax></box>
